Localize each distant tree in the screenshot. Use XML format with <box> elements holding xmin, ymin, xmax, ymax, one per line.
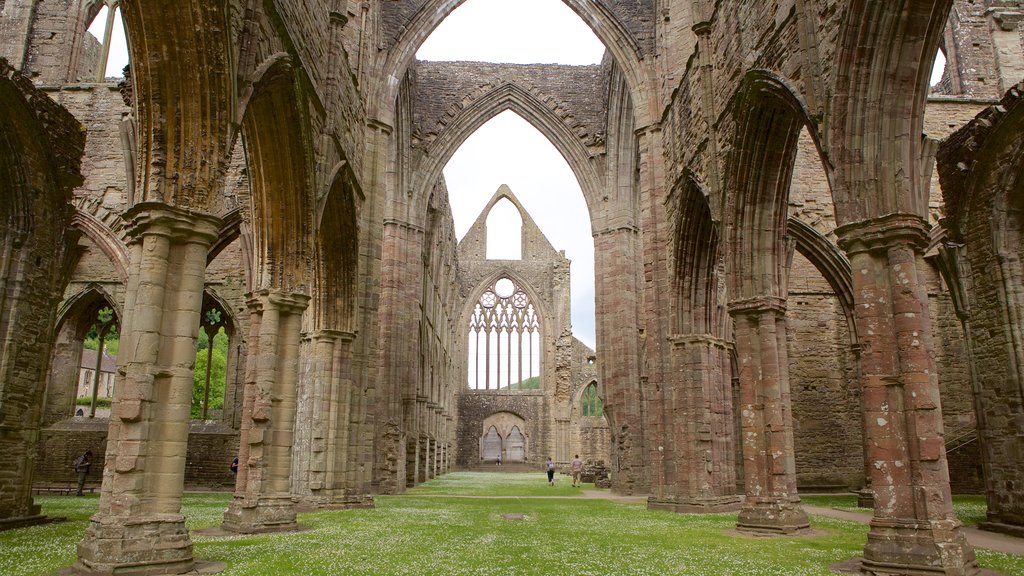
<box><xmin>192</xmin><ymin>327</ymin><xmax>228</xmax><ymax>419</ymax></box>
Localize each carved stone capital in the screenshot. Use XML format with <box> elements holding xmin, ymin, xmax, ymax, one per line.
<box><xmin>835</xmin><ymin>213</ymin><xmax>930</xmax><ymax>257</ymax></box>
<box><xmin>727</xmin><ymin>296</ymin><xmax>787</xmax><ymax>317</ymax></box>
<box><xmin>123</xmin><ymin>201</ymin><xmax>222</xmax><ymax>247</ymax></box>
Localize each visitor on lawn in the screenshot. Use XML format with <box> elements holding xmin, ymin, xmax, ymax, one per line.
<box><xmin>73</xmin><ymin>450</ymin><xmax>92</xmax><ymax>496</ymax></box>
<box><xmin>546</xmin><ymin>456</ymin><xmax>555</xmax><ymax>485</ymax></box>
<box><xmin>570</xmin><ymin>454</ymin><xmax>584</xmax><ymax>487</ymax></box>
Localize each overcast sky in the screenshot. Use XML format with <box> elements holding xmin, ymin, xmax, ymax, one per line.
<box><xmin>418</xmin><ymin>0</ymin><xmax>605</xmax><ymax>349</ymax></box>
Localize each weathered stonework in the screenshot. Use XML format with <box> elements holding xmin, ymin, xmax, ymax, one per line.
<box><xmin>0</xmin><ymin>1</ymin><xmax>1021</xmax><ymax>574</ymax></box>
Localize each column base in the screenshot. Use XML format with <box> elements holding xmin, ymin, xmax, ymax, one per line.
<box><xmin>737</xmin><ymin>498</ymin><xmax>811</xmax><ymax>534</ymax></box>
<box><xmin>978</xmin><ymin>520</ymin><xmax>1024</xmax><ymax>539</ymax></box>
<box><xmin>857</xmin><ymin>488</ymin><xmax>875</xmax><ymax>509</ymax></box>
<box><xmin>862</xmin><ymin>518</ymin><xmax>979</xmax><ymax>576</ymax></box>
<box><xmin>0</xmin><ymin>514</ymin><xmax>63</xmax><ymax>532</ymax></box>
<box><xmin>73</xmin><ymin>514</ymin><xmax>194</xmax><ymax>575</ymax></box>
<box><xmin>221</xmin><ymin>496</ymin><xmax>298</xmax><ymax>534</ymax></box>
<box><xmin>295</xmin><ymin>493</ymin><xmax>375</xmax><ymax>512</ymax></box>
<box><xmin>648</xmin><ymin>495</ymin><xmax>743</xmax><ymax>514</ymax></box>
<box><xmin>831</xmin><ymin>558</ymin><xmax>995</xmax><ymax>576</ymax></box>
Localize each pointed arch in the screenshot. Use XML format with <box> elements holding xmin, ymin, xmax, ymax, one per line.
<box><xmin>369</xmin><ymin>0</ymin><xmax>647</xmax><ymax>127</ymax></box>
<box><xmin>314</xmin><ymin>163</ymin><xmax>361</xmax><ymax>331</ymax></box>
<box><xmin>830</xmin><ymin>0</ymin><xmax>953</xmax><ymax>224</ymax></box>
<box><xmin>671</xmin><ymin>173</ymin><xmax>725</xmax><ymax>338</ymax></box>
<box><xmin>242</xmin><ymin>55</ymin><xmax>315</xmax><ymax>292</ymax></box>
<box><xmin>70</xmin><ymin>208</ymin><xmax>130</xmax><ymax>283</ymax></box>
<box><xmin>724</xmin><ymin>70</ymin><xmax>827</xmax><ymax>301</ymax></box>
<box><xmin>118</xmin><ymin>0</ymin><xmax>235</xmax><ymax>209</ymax></box>
<box><xmin>44</xmin><ymin>285</ymin><xmax>121</xmax><ymax>425</ymax></box>
<box><xmin>786</xmin><ymin>217</ymin><xmax>858</xmax><ymax>345</ymax></box>
<box><xmin>412</xmin><ymin>83</ymin><xmax>603</xmax><ymax>220</ymax></box>
<box><xmin>460</xmin><ymin>270</ymin><xmax>550</xmax><ymax>391</ymax></box>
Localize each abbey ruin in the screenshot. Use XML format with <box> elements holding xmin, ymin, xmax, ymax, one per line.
<box><xmin>1</xmin><ymin>0</ymin><xmax>1023</xmax><ymax>574</ymax></box>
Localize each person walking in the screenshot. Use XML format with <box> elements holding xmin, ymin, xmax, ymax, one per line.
<box><xmin>545</xmin><ymin>456</ymin><xmax>555</xmax><ymax>485</ymax></box>
<box><xmin>570</xmin><ymin>454</ymin><xmax>584</xmax><ymax>487</ymax></box>
<box><xmin>73</xmin><ymin>450</ymin><xmax>92</xmax><ymax>496</ymax></box>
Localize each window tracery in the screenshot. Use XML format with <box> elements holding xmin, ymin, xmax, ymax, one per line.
<box><xmin>468</xmin><ymin>276</ymin><xmax>540</xmax><ymax>390</ymax></box>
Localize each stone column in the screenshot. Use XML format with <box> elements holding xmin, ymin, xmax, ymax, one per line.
<box><xmin>222</xmin><ymin>289</ymin><xmax>310</xmax><ymax>534</ymax></box>
<box><xmin>648</xmin><ymin>335</ymin><xmax>741</xmax><ymax>513</ymax></box>
<box><xmin>75</xmin><ymin>203</ymin><xmax>220</xmax><ymax>575</ymax></box>
<box><xmin>729</xmin><ymin>297</ymin><xmax>809</xmax><ymax>534</ymax></box>
<box><xmin>295</xmin><ymin>329</ymin><xmax>344</xmax><ymax>508</ymax></box>
<box><xmin>837</xmin><ymin>215</ymin><xmax>977</xmax><ymax>574</ymax></box>
<box><xmin>377</xmin><ymin>219</ymin><xmax>425</xmax><ymax>493</ymax></box>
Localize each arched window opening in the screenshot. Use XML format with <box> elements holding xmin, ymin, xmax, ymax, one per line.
<box><xmin>482</xmin><ymin>426</ymin><xmax>502</xmax><ymax>461</ymax></box>
<box><xmin>507</xmin><ymin>426</ymin><xmax>526</xmax><ymax>461</ymax></box>
<box><xmin>486</xmin><ymin>198</ymin><xmax>523</xmax><ymax>260</ymax></box>
<box><xmin>930</xmin><ymin>47</ymin><xmax>948</xmax><ymax>90</ymax></box>
<box><xmin>82</xmin><ymin>2</ymin><xmax>129</xmax><ymax>81</ymax></box>
<box><xmin>467</xmin><ymin>277</ymin><xmax>540</xmax><ymax>390</ymax></box>
<box><xmin>77</xmin><ymin>306</ymin><xmax>119</xmax><ymax>418</ymax></box>
<box><xmin>416</xmin><ymin>0</ymin><xmax>605</xmax><ymax>65</ymax></box>
<box><xmin>581</xmin><ymin>382</ymin><xmax>602</xmax><ymax>417</ymax></box>
<box><xmin>193</xmin><ymin>302</ymin><xmax>229</xmax><ymax>420</ymax></box>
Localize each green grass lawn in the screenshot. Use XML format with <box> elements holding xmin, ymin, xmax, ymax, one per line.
<box><xmin>1</xmin><ymin>478</ymin><xmax>1020</xmax><ymax>576</ymax></box>
<box><xmin>405</xmin><ymin>470</ymin><xmax>596</xmax><ymax>497</ymax></box>
<box><xmin>801</xmin><ymin>494</ymin><xmax>990</xmax><ymax>526</ymax></box>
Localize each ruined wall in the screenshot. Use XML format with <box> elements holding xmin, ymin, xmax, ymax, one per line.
<box><xmin>409</xmin><ymin>61</ymin><xmax>610</xmax><ymax>152</ymax></box>
<box><xmin>455</xmin><ymin>392</ymin><xmax>551</xmax><ymax>467</ymax></box>
<box><xmin>787</xmin><ymin>251</ymin><xmax>863</xmax><ymax>490</ymax></box>
<box><xmin>35</xmin><ymin>421</ymin><xmax>239</xmax><ymax>489</ymax></box>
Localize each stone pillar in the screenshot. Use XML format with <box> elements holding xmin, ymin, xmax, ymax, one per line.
<box><xmin>376</xmin><ymin>219</ymin><xmax>424</xmax><ymax>493</ymax></box>
<box><xmin>648</xmin><ymin>335</ymin><xmax>741</xmax><ymax>513</ymax></box>
<box><xmin>837</xmin><ymin>215</ymin><xmax>977</xmax><ymax>574</ymax></box>
<box><xmin>222</xmin><ymin>289</ymin><xmax>310</xmax><ymax>534</ymax></box>
<box><xmin>729</xmin><ymin>297</ymin><xmax>809</xmax><ymax>534</ymax></box>
<box><xmin>294</xmin><ymin>329</ymin><xmax>350</xmax><ymax>508</ymax></box>
<box><xmin>75</xmin><ymin>203</ymin><xmax>220</xmax><ymax>575</ymax></box>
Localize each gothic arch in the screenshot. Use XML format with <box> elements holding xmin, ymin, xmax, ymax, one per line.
<box><xmin>724</xmin><ymin>70</ymin><xmax>826</xmax><ymax>301</ymax></box>
<box><xmin>44</xmin><ymin>286</ymin><xmax>121</xmax><ymax>425</ymax></box>
<box><xmin>208</xmin><ymin>207</ymin><xmax>242</xmax><ymax>265</ymax></box>
<box><xmin>118</xmin><ymin>1</ymin><xmax>235</xmax><ymax>210</ymax></box>
<box><xmin>55</xmin><ymin>284</ymin><xmax>123</xmax><ymax>332</ymax></box>
<box><xmin>786</xmin><ymin>217</ymin><xmax>858</xmax><ymax>345</ymax></box>
<box><xmin>412</xmin><ymin>83</ymin><xmax>603</xmax><ymax>221</ymax></box>
<box><xmin>831</xmin><ymin>0</ymin><xmax>953</xmax><ymax>224</ymax></box>
<box><xmin>314</xmin><ymin>163</ymin><xmax>361</xmax><ymax>331</ymax></box>
<box><xmin>458</xmin><ymin>268</ymin><xmax>552</xmax><ymax>336</ymax></box>
<box><xmin>241</xmin><ymin>55</ymin><xmax>315</xmax><ymax>292</ymax></box>
<box><xmin>459</xmin><ymin>270</ymin><xmax>551</xmax><ymax>390</ymax></box>
<box><xmin>937</xmin><ymin>86</ymin><xmax>1024</xmax><ymax>529</ymax></box>
<box><xmin>369</xmin><ymin>0</ymin><xmax>647</xmax><ymax>127</ymax></box>
<box><xmin>671</xmin><ymin>173</ymin><xmax>726</xmax><ymax>338</ymax></box>
<box><xmin>70</xmin><ymin>208</ymin><xmax>130</xmax><ymax>283</ymax></box>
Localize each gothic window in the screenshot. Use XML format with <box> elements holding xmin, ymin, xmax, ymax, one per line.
<box><xmin>482</xmin><ymin>426</ymin><xmax>502</xmax><ymax>461</ymax></box>
<box><xmin>80</xmin><ymin>1</ymin><xmax>129</xmax><ymax>82</ymax></box>
<box><xmin>507</xmin><ymin>426</ymin><xmax>526</xmax><ymax>461</ymax></box>
<box><xmin>485</xmin><ymin>198</ymin><xmax>522</xmax><ymax>260</ymax></box>
<box><xmin>193</xmin><ymin>297</ymin><xmax>230</xmax><ymax>420</ymax></box>
<box><xmin>467</xmin><ymin>277</ymin><xmax>540</xmax><ymax>390</ymax></box>
<box><xmin>78</xmin><ymin>305</ymin><xmax>119</xmax><ymax>418</ymax></box>
<box><xmin>581</xmin><ymin>382</ymin><xmax>602</xmax><ymax>417</ymax></box>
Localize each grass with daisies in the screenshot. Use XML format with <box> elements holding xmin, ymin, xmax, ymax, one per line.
<box><xmin>2</xmin><ymin>473</ymin><xmax>1020</xmax><ymax>576</ymax></box>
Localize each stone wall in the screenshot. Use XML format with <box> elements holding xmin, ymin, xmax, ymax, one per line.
<box><xmin>787</xmin><ymin>252</ymin><xmax>863</xmax><ymax>491</ymax></box>
<box><xmin>35</xmin><ymin>419</ymin><xmax>239</xmax><ymax>489</ymax></box>
<box><xmin>455</xmin><ymin>391</ymin><xmax>550</xmax><ymax>467</ymax></box>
